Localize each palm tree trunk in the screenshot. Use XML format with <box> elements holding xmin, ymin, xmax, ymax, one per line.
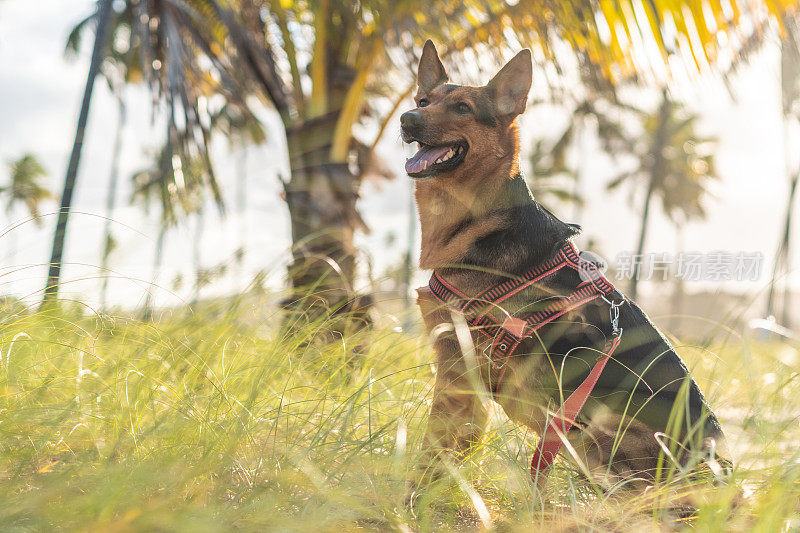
<box><xmin>143</xmin><ymin>224</ymin><xmax>166</xmax><ymax>321</ymax></box>
<box><xmin>572</xmin><ymin>117</ymin><xmax>586</xmax><ymax>224</ymax></box>
<box><xmin>631</xmin><ymin>90</ymin><xmax>671</xmax><ymax>301</ymax></box>
<box><xmin>280</xmin><ymin>110</ymin><xmax>370</xmax><ymax>332</ymax></box>
<box><xmin>42</xmin><ymin>0</ymin><xmax>113</xmax><ymax>307</ymax></box>
<box><xmin>100</xmin><ymin>95</ymin><xmax>126</xmax><ymax>308</ymax></box>
<box><xmin>781</xmin><ymin>177</ymin><xmax>796</xmax><ymax>327</ymax></box>
<box><xmin>766</xmin><ymin>172</ymin><xmax>798</xmax><ymax>324</ymax></box>
<box><xmin>631</xmin><ymin>179</ymin><xmax>656</xmax><ymax>301</ymax></box>
<box><xmin>191</xmin><ymin>207</ymin><xmax>204</xmax><ymax>304</ymax></box>
<box><xmin>235</xmin><ymin>146</ymin><xmax>247</xmax><ymax>285</ymax></box>
<box><xmin>767</xmin><ymin>26</ymin><xmax>800</xmax><ymax>326</ymax></box>
<box><xmin>670</xmin><ymin>224</ymin><xmax>685</xmax><ymax>332</ymax></box>
<box><xmin>282</xmin><ymin>163</ymin><xmax>360</xmax><ymax>306</ymax></box>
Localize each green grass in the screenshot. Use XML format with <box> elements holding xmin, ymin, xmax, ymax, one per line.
<box><xmin>0</xmin><ymin>296</ymin><xmax>798</xmax><ymax>531</ymax></box>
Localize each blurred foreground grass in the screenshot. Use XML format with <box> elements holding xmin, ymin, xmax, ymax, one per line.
<box><xmin>0</xmin><ymin>297</ymin><xmax>798</xmax><ymax>531</ymax></box>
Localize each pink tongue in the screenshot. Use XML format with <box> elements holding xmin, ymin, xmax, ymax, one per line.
<box><xmin>405</xmin><ymin>145</ymin><xmax>451</xmax><ymax>174</ymax></box>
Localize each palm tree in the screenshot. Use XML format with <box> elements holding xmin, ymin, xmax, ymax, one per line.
<box><xmin>765</xmin><ymin>15</ymin><xmax>800</xmax><ymax>327</ymax></box>
<box><xmin>766</xmin><ymin>174</ymin><xmax>798</xmax><ymax>326</ymax></box>
<box><xmin>528</xmin><ymin>138</ymin><xmax>584</xmax><ymax>211</ymax></box>
<box><xmin>68</xmin><ymin>0</ymin><xmax>269</xmax><ymax>308</ymax></box>
<box><xmin>210</xmin><ymin>103</ymin><xmax>267</xmax><ymax>286</ymax></box>
<box><xmin>51</xmin><ymin>0</ymin><xmax>248</xmax><ymax>305</ymax></box>
<box><xmin>68</xmin><ymin>0</ymin><xmax>797</xmax><ymax>321</ymax></box>
<box><xmin>42</xmin><ymin>0</ymin><xmax>113</xmax><ymax>306</ymax></box>
<box><xmin>96</xmin><ymin>94</ymin><xmax>127</xmax><ymax>309</ymax></box>
<box><xmin>527</xmin><ymin>53</ymin><xmax>642</xmax><ymax>219</ymax></box>
<box><xmin>2</xmin><ymin>154</ymin><xmax>53</xmax><ymax>262</ymax></box>
<box><xmin>67</xmin><ymin>6</ymin><xmax>140</xmax><ymax>309</ymax></box>
<box><xmin>131</xmin><ymin>145</ymin><xmax>205</xmax><ymax>318</ymax></box>
<box><xmin>194</xmin><ymin>0</ymin><xmax>797</xmax><ymax>323</ymax></box>
<box><xmin>607</xmin><ymin>90</ymin><xmax>718</xmax><ymax>300</ymax></box>
<box><xmin>528</xmin><ymin>95</ymin><xmax>640</xmax><ymax>211</ymax></box>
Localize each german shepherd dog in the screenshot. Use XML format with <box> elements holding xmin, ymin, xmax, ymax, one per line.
<box><xmin>402</xmin><ymin>40</ymin><xmax>731</xmax><ymax>490</ymax></box>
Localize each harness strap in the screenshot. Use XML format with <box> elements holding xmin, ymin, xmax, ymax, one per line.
<box><xmin>530</xmin><ymin>334</ymin><xmax>622</xmax><ymax>481</ymax></box>
<box><xmin>427</xmin><ymin>241</ymin><xmax>626</xmax><ymax>485</ymax></box>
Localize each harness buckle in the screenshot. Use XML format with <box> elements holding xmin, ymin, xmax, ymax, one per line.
<box><xmin>502</xmin><ymin>316</ymin><xmax>527</xmax><ymax>338</ymax></box>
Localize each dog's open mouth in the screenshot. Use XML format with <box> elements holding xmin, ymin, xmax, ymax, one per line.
<box><xmin>405</xmin><ymin>141</ymin><xmax>468</xmax><ymax>178</ymax></box>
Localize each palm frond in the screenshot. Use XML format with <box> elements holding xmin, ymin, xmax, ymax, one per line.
<box><xmin>4</xmin><ymin>154</ymin><xmax>53</xmax><ymax>225</ymax></box>
<box><xmin>606</xmin><ymin>171</ymin><xmax>634</xmax><ymax>191</ymax></box>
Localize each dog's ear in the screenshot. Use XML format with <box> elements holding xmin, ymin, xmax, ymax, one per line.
<box><xmin>487</xmin><ymin>49</ymin><xmax>532</xmax><ymax>118</ymax></box>
<box><xmin>417</xmin><ymin>40</ymin><xmax>448</xmax><ymax>93</ymax></box>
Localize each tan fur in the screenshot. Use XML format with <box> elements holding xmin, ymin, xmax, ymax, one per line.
<box><xmin>410</xmin><ymin>46</ymin><xmax>575</xmax><ymax>467</ymax></box>
<box><xmin>412</xmin><ymin>87</ymin><xmax>521</xmax><ymax>269</ymax></box>
<box><xmin>409</xmin><ymin>43</ymin><xmax>728</xmax><ymax>494</ymax></box>
<box><xmin>418</xmin><ymin>288</ymin><xmax>488</xmax><ymax>455</ymax></box>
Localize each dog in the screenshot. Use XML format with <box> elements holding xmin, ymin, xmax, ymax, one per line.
<box><xmin>402</xmin><ymin>40</ymin><xmax>731</xmax><ymax>491</ymax></box>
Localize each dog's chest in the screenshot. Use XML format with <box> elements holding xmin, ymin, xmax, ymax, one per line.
<box><xmin>417</xmin><ymin>286</ymin><xmax>557</xmax><ymax>434</ymax></box>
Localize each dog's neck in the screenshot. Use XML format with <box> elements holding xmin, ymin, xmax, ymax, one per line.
<box><xmin>415</xmin><ymin>170</ymin><xmax>578</xmax><ymax>276</ymax></box>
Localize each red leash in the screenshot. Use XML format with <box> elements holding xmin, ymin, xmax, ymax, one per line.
<box><xmin>428</xmin><ymin>241</ymin><xmax>625</xmax><ymax>482</ymax></box>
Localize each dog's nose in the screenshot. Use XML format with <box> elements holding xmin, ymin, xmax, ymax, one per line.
<box><xmin>400</xmin><ymin>111</ymin><xmax>423</xmax><ymax>129</ymax></box>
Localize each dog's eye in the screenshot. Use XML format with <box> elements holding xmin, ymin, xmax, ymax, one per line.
<box><xmin>418</xmin><ymin>98</ymin><xmax>429</xmax><ymax>108</ymax></box>
<box><xmin>455</xmin><ymin>102</ymin><xmax>471</xmax><ymax>114</ymax></box>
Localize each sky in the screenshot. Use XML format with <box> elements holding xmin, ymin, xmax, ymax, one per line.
<box><xmin>0</xmin><ymin>1</ymin><xmax>797</xmax><ymax>313</ymax></box>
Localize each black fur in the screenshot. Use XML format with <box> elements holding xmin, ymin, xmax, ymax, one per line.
<box><xmin>443</xmin><ymin>173</ymin><xmax>725</xmax><ymax>463</ymax></box>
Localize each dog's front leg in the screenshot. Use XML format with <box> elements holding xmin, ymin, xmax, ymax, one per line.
<box><xmin>424</xmin><ymin>341</ymin><xmax>487</xmax><ymax>457</ymax></box>
<box><xmin>417</xmin><ymin>288</ymin><xmax>487</xmax><ymax>478</ymax></box>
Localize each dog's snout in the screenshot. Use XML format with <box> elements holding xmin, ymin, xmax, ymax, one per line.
<box><xmin>400</xmin><ymin>111</ymin><xmax>423</xmax><ymax>130</ymax></box>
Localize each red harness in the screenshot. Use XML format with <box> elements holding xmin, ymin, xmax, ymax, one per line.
<box><xmin>428</xmin><ymin>241</ymin><xmax>625</xmax><ymax>482</ymax></box>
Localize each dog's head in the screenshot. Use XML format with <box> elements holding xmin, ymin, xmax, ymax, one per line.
<box><xmin>401</xmin><ymin>40</ymin><xmax>532</xmax><ymax>180</ymax></box>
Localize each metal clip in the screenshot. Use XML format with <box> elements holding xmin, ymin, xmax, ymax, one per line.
<box><xmin>483</xmin><ymin>339</ymin><xmax>506</xmax><ymax>369</ymax></box>
<box><xmin>601</xmin><ymin>295</ymin><xmax>624</xmax><ymax>337</ymax></box>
